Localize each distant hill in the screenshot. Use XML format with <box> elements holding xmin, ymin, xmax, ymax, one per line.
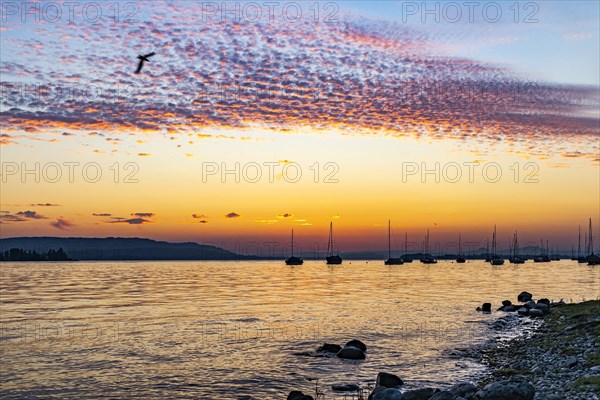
<box><xmin>0</xmin><ymin>237</ymin><xmax>256</xmax><ymax>261</ymax></box>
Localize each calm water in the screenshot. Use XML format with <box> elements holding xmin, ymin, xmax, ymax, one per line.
<box><xmin>1</xmin><ymin>260</ymin><xmax>599</xmax><ymax>399</ymax></box>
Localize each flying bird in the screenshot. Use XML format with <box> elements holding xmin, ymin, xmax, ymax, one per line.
<box><xmin>135</xmin><ymin>52</ymin><xmax>155</xmax><ymax>74</ymax></box>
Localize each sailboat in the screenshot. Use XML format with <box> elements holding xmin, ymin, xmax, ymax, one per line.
<box><xmin>325</xmin><ymin>222</ymin><xmax>342</xmax><ymax>265</ymax></box>
<box><xmin>490</xmin><ymin>225</ymin><xmax>504</xmax><ymax>265</ymax></box>
<box><xmin>384</xmin><ymin>221</ymin><xmax>404</xmax><ymax>265</ymax></box>
<box><xmin>551</xmin><ymin>244</ymin><xmax>560</xmax><ymax>261</ymax></box>
<box><xmin>420</xmin><ymin>229</ymin><xmax>437</xmax><ymax>264</ymax></box>
<box><xmin>533</xmin><ymin>239</ymin><xmax>550</xmax><ymax>262</ymax></box>
<box><xmin>402</xmin><ymin>232</ymin><xmax>413</xmax><ymax>263</ymax></box>
<box><xmin>484</xmin><ymin>237</ymin><xmax>492</xmax><ymax>262</ymax></box>
<box><xmin>456</xmin><ymin>234</ymin><xmax>466</xmax><ymax>263</ymax></box>
<box><xmin>586</xmin><ymin>218</ymin><xmax>600</xmax><ymax>265</ymax></box>
<box><xmin>509</xmin><ymin>231</ymin><xmax>525</xmax><ymax>264</ymax></box>
<box><xmin>577</xmin><ymin>225</ymin><xmax>587</xmax><ymax>263</ymax></box>
<box><xmin>285</xmin><ymin>229</ymin><xmax>303</xmax><ymax>265</ymax></box>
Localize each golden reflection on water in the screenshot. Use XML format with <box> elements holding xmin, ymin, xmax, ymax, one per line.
<box><xmin>1</xmin><ymin>260</ymin><xmax>599</xmax><ymax>398</ymax></box>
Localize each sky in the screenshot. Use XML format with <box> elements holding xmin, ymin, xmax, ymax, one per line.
<box><xmin>1</xmin><ymin>1</ymin><xmax>599</xmax><ymax>255</ymax></box>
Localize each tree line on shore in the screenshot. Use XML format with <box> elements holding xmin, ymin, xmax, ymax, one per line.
<box><xmin>0</xmin><ymin>248</ymin><xmax>72</xmax><ymax>261</ymax></box>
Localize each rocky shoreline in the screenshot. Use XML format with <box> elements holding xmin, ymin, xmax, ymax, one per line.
<box><xmin>288</xmin><ymin>294</ymin><xmax>600</xmax><ymax>400</ymax></box>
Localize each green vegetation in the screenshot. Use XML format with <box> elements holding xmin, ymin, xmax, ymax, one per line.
<box><xmin>573</xmin><ymin>375</ymin><xmax>600</xmax><ymax>392</ymax></box>
<box><xmin>584</xmin><ymin>354</ymin><xmax>600</xmax><ymax>368</ymax></box>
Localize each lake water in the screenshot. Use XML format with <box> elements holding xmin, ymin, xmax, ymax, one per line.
<box><xmin>1</xmin><ymin>260</ymin><xmax>599</xmax><ymax>399</ymax></box>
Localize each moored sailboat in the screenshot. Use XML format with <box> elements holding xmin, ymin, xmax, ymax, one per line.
<box><xmin>456</xmin><ymin>233</ymin><xmax>466</xmax><ymax>263</ymax></box>
<box><xmin>586</xmin><ymin>218</ymin><xmax>600</xmax><ymax>265</ymax></box>
<box><xmin>490</xmin><ymin>225</ymin><xmax>504</xmax><ymax>265</ymax></box>
<box><xmin>420</xmin><ymin>229</ymin><xmax>437</xmax><ymax>264</ymax></box>
<box><xmin>384</xmin><ymin>220</ymin><xmax>404</xmax><ymax>265</ymax></box>
<box><xmin>509</xmin><ymin>231</ymin><xmax>525</xmax><ymax>264</ymax></box>
<box><xmin>285</xmin><ymin>229</ymin><xmax>303</xmax><ymax>265</ymax></box>
<box><xmin>325</xmin><ymin>222</ymin><xmax>342</xmax><ymax>265</ymax></box>
<box><xmin>402</xmin><ymin>232</ymin><xmax>413</xmax><ymax>263</ymax></box>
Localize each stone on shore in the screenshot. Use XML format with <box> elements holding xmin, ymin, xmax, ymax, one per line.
<box><xmin>370</xmin><ymin>387</ymin><xmax>403</xmax><ymax>400</ymax></box>
<box><xmin>478</xmin><ymin>303</ymin><xmax>491</xmax><ymax>312</ymax></box>
<box><xmin>429</xmin><ymin>391</ymin><xmax>454</xmax><ymax>400</ymax></box>
<box><xmin>523</xmin><ymin>300</ymin><xmax>536</xmax><ymax>309</ymax></box>
<box><xmin>517</xmin><ymin>291</ymin><xmax>533</xmax><ymax>302</ymax></box>
<box><xmin>397</xmin><ymin>388</ymin><xmax>437</xmax><ymax>400</ymax></box>
<box><xmin>376</xmin><ymin>372</ymin><xmax>403</xmax><ymax>388</ymax></box>
<box><xmin>502</xmin><ymin>300</ymin><xmax>512</xmax><ymax>307</ymax></box>
<box><xmin>517</xmin><ymin>307</ymin><xmax>529</xmax><ymax>316</ymax></box>
<box><xmin>337</xmin><ymin>346</ymin><xmax>366</xmax><ymax>360</ymax></box>
<box><xmin>474</xmin><ymin>380</ymin><xmax>535</xmax><ymax>400</ymax></box>
<box><xmin>537</xmin><ymin>298</ymin><xmax>550</xmax><ymax>306</ymax></box>
<box><xmin>533</xmin><ymin>303</ymin><xmax>549</xmax><ymax>314</ymax></box>
<box><xmin>448</xmin><ymin>382</ymin><xmax>478</xmax><ymax>397</ymax></box>
<box><xmin>529</xmin><ymin>308</ymin><xmax>544</xmax><ymax>318</ymax></box>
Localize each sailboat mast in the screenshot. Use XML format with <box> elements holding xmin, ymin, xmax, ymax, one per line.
<box><xmin>589</xmin><ymin>218</ymin><xmax>594</xmax><ymax>255</ymax></box>
<box><xmin>388</xmin><ymin>220</ymin><xmax>391</xmax><ymax>259</ymax></box>
<box><xmin>427</xmin><ymin>229</ymin><xmax>430</xmax><ymax>254</ymax></box>
<box><xmin>327</xmin><ymin>222</ymin><xmax>332</xmax><ymax>256</ymax></box>
<box><xmin>578</xmin><ymin>225</ymin><xmax>581</xmax><ymax>258</ymax></box>
<box><xmin>492</xmin><ymin>226</ymin><xmax>496</xmax><ymax>257</ymax></box>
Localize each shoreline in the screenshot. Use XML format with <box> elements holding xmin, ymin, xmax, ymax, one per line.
<box><xmin>288</xmin><ymin>297</ymin><xmax>600</xmax><ymax>400</ymax></box>
<box><xmin>476</xmin><ymin>299</ymin><xmax>600</xmax><ymax>400</ymax></box>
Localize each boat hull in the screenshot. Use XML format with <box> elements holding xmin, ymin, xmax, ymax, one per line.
<box><xmin>326</xmin><ymin>255</ymin><xmax>343</xmax><ymax>265</ymax></box>
<box><xmin>285</xmin><ymin>257</ymin><xmax>304</xmax><ymax>265</ymax></box>
<box><xmin>587</xmin><ymin>254</ymin><xmax>600</xmax><ymax>265</ymax></box>
<box><xmin>384</xmin><ymin>258</ymin><xmax>404</xmax><ymax>265</ymax></box>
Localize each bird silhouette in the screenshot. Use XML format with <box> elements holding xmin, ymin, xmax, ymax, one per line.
<box><xmin>135</xmin><ymin>52</ymin><xmax>155</xmax><ymax>74</ymax></box>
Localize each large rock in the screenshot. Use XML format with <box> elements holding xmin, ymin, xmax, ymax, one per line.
<box><xmin>287</xmin><ymin>391</ymin><xmax>314</xmax><ymax>400</ymax></box>
<box><xmin>398</xmin><ymin>388</ymin><xmax>437</xmax><ymax>400</ymax></box>
<box><xmin>376</xmin><ymin>372</ymin><xmax>403</xmax><ymax>388</ymax></box>
<box><xmin>345</xmin><ymin>339</ymin><xmax>367</xmax><ymax>352</ymax></box>
<box><xmin>517</xmin><ymin>291</ymin><xmax>533</xmax><ymax>302</ymax></box>
<box><xmin>502</xmin><ymin>300</ymin><xmax>512</xmax><ymax>307</ymax></box>
<box><xmin>475</xmin><ymin>380</ymin><xmax>535</xmax><ymax>400</ymax></box>
<box><xmin>481</xmin><ymin>303</ymin><xmax>492</xmax><ymax>312</ymax></box>
<box><xmin>517</xmin><ymin>307</ymin><xmax>529</xmax><ymax>316</ymax></box>
<box><xmin>429</xmin><ymin>391</ymin><xmax>454</xmax><ymax>400</ymax></box>
<box><xmin>529</xmin><ymin>309</ymin><xmax>544</xmax><ymax>318</ymax></box>
<box><xmin>534</xmin><ymin>303</ymin><xmax>549</xmax><ymax>314</ymax></box>
<box><xmin>537</xmin><ymin>298</ymin><xmax>550</xmax><ymax>306</ymax></box>
<box><xmin>449</xmin><ymin>382</ymin><xmax>478</xmax><ymax>397</ymax></box>
<box><xmin>371</xmin><ymin>387</ymin><xmax>403</xmax><ymax>400</ymax></box>
<box><xmin>337</xmin><ymin>346</ymin><xmax>366</xmax><ymax>360</ymax></box>
<box><xmin>317</xmin><ymin>343</ymin><xmax>342</xmax><ymax>353</ymax></box>
<box><xmin>523</xmin><ymin>300</ymin><xmax>536</xmax><ymax>309</ymax></box>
